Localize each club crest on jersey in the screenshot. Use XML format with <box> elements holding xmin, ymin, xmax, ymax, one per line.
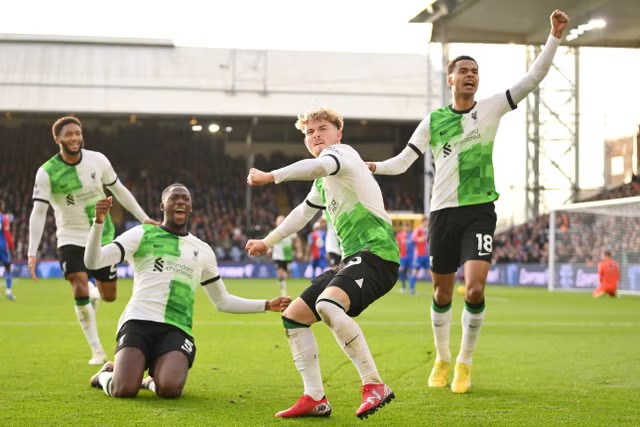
<box><xmin>327</xmin><ymin>199</ymin><xmax>339</xmax><ymax>215</ymax></box>
<box><xmin>471</xmin><ymin>110</ymin><xmax>479</xmax><ymax>124</ymax></box>
<box><xmin>91</xmin><ymin>171</ymin><xmax>96</xmax><ymax>180</ymax></box>
<box><xmin>193</xmin><ymin>250</ymin><xmax>199</xmax><ymax>260</ymax></box>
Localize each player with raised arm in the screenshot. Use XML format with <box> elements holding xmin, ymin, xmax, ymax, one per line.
<box><xmin>85</xmin><ymin>184</ymin><xmax>290</xmax><ymax>398</ymax></box>
<box><xmin>27</xmin><ymin>116</ymin><xmax>159</xmax><ymax>365</ymax></box>
<box><xmin>369</xmin><ymin>10</ymin><xmax>569</xmax><ymax>393</ymax></box>
<box><xmin>245</xmin><ymin>108</ymin><xmax>399</xmax><ymax>419</ymax></box>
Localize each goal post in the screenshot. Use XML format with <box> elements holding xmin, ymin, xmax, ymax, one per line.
<box><xmin>548</xmin><ymin>195</ymin><xmax>640</xmax><ymax>295</ymax></box>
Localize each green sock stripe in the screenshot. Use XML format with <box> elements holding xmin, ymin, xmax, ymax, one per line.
<box><xmin>282</xmin><ymin>316</ymin><xmax>310</xmax><ymax>329</ymax></box>
<box><xmin>75</xmin><ymin>297</ymin><xmax>90</xmax><ymax>306</ymax></box>
<box><xmin>464</xmin><ymin>299</ymin><xmax>485</xmax><ymax>314</ymax></box>
<box><xmin>432</xmin><ymin>299</ymin><xmax>452</xmax><ymax>313</ymax></box>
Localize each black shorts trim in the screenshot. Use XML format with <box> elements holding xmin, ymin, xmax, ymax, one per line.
<box><xmin>274</xmin><ymin>260</ymin><xmax>290</xmax><ymax>271</ymax></box>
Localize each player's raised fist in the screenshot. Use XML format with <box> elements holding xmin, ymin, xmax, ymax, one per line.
<box><xmin>245</xmin><ymin>239</ymin><xmax>268</xmax><ymax>256</ymax></box>
<box><xmin>247</xmin><ymin>168</ymin><xmax>274</xmax><ymax>186</ymax></box>
<box><xmin>550</xmin><ymin>10</ymin><xmax>569</xmax><ymax>38</ymax></box>
<box><xmin>94</xmin><ymin>196</ymin><xmax>113</xmax><ymax>224</ymax></box>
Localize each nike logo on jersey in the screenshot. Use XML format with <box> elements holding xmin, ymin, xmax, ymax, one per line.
<box><xmin>478</xmin><ymin>251</ymin><xmax>490</xmax><ymax>256</ymax></box>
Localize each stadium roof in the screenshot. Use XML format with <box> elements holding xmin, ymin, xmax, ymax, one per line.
<box><xmin>410</xmin><ymin>0</ymin><xmax>640</xmax><ymax>48</ymax></box>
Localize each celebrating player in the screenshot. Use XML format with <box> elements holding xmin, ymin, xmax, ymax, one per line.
<box><xmin>369</xmin><ymin>10</ymin><xmax>570</xmax><ymax>393</ymax></box>
<box><xmin>27</xmin><ymin>116</ymin><xmax>158</xmax><ymax>365</ymax></box>
<box><xmin>246</xmin><ymin>107</ymin><xmax>399</xmax><ymax>419</ymax></box>
<box><xmin>85</xmin><ymin>184</ymin><xmax>290</xmax><ymax>398</ymax></box>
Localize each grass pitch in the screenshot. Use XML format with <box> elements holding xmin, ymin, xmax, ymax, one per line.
<box><xmin>1</xmin><ymin>278</ymin><xmax>639</xmax><ymax>426</ymax></box>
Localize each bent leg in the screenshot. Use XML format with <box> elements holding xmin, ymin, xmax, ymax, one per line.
<box><xmin>153</xmin><ymin>351</ymin><xmax>189</xmax><ymax>398</ymax></box>
<box><xmin>107</xmin><ymin>347</ymin><xmax>146</xmax><ymax>397</ymax></box>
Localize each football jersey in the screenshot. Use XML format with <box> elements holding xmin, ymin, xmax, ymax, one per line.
<box><xmin>409</xmin><ymin>93</ymin><xmax>515</xmax><ymax>211</ymax></box>
<box><xmin>306</xmin><ymin>144</ymin><xmax>399</xmax><ymax>263</ymax></box>
<box><xmin>272</xmin><ymin>234</ymin><xmax>294</xmax><ymax>262</ymax></box>
<box><xmin>113</xmin><ymin>224</ymin><xmax>219</xmax><ymax>337</ymax></box>
<box><xmin>32</xmin><ymin>149</ymin><xmax>116</xmax><ymax>247</ymax></box>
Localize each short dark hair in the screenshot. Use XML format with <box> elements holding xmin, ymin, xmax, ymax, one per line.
<box><xmin>447</xmin><ymin>55</ymin><xmax>478</xmax><ymax>75</ymax></box>
<box><xmin>52</xmin><ymin>116</ymin><xmax>82</xmax><ymax>139</ymax></box>
<box><xmin>161</xmin><ymin>183</ymin><xmax>189</xmax><ymax>200</ymax></box>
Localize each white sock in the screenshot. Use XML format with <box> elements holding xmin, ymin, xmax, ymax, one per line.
<box><xmin>316</xmin><ymin>300</ymin><xmax>382</xmax><ymax>385</ymax></box>
<box><xmin>98</xmin><ymin>371</ymin><xmax>113</xmax><ymax>396</ymax></box>
<box><xmin>74</xmin><ymin>303</ymin><xmax>105</xmax><ymax>356</ymax></box>
<box><xmin>286</xmin><ymin>327</ymin><xmax>325</xmax><ymax>400</ymax></box>
<box><xmin>89</xmin><ymin>283</ymin><xmax>101</xmax><ymax>313</ymax></box>
<box><xmin>279</xmin><ymin>279</ymin><xmax>287</xmax><ymax>297</ymax></box>
<box><xmin>456</xmin><ymin>306</ymin><xmax>486</xmax><ymax>366</ymax></box>
<box><xmin>431</xmin><ymin>305</ymin><xmax>452</xmax><ymax>363</ymax></box>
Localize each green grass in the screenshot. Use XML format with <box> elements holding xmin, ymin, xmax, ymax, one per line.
<box><xmin>1</xmin><ymin>278</ymin><xmax>639</xmax><ymax>426</ymax></box>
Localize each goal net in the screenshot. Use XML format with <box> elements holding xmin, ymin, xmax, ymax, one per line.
<box><xmin>548</xmin><ymin>196</ymin><xmax>640</xmax><ymax>295</ymax></box>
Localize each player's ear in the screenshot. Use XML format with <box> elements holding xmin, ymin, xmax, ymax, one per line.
<box><xmin>160</xmin><ymin>202</ymin><xmax>165</xmax><ymax>212</ymax></box>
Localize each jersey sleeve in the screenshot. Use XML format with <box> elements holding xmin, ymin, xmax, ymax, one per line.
<box><xmin>32</xmin><ymin>167</ymin><xmax>51</xmax><ymax>203</ymax></box>
<box><xmin>373</xmin><ymin>115</ymin><xmax>430</xmax><ymax>175</ymax></box>
<box><xmin>112</xmin><ymin>226</ymin><xmax>145</xmax><ymax>263</ymax></box>
<box><xmin>97</xmin><ymin>152</ymin><xmax>118</xmax><ymax>186</ymax></box>
<box><xmin>199</xmin><ymin>245</ymin><xmax>221</xmax><ymax>284</ymax></box>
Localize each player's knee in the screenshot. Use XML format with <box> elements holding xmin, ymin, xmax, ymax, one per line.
<box><xmin>155</xmin><ymin>380</ymin><xmax>184</xmax><ymax>398</ymax></box>
<box><xmin>315</xmin><ymin>299</ymin><xmax>343</xmax><ymax>324</ymax></box>
<box><xmin>102</xmin><ymin>294</ymin><xmax>116</xmax><ymax>302</ymax></box>
<box><xmin>465</xmin><ymin>286</ymin><xmax>484</xmax><ymax>303</ymax></box>
<box><xmin>110</xmin><ymin>381</ymin><xmax>140</xmax><ymax>398</ymax></box>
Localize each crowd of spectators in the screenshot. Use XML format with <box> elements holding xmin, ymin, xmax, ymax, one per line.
<box><xmin>0</xmin><ymin>121</ymin><xmax>421</xmax><ymax>263</ymax></box>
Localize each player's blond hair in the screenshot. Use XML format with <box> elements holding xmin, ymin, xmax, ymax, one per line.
<box><xmin>294</xmin><ymin>108</ymin><xmax>344</xmax><ymax>134</ymax></box>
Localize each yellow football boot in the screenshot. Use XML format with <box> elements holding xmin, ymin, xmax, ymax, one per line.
<box><xmin>451</xmin><ymin>362</ymin><xmax>472</xmax><ymax>393</ymax></box>
<box><xmin>427</xmin><ymin>360</ymin><xmax>450</xmax><ymax>388</ymax></box>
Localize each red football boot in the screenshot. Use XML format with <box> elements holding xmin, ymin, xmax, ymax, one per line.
<box><xmin>356</xmin><ymin>383</ymin><xmax>395</xmax><ymax>419</ymax></box>
<box><xmin>275</xmin><ymin>395</ymin><xmax>332</xmax><ymax>418</ymax></box>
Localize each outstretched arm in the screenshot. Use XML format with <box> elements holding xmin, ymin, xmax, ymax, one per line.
<box><xmin>248</xmin><ymin>156</ymin><xmax>338</xmax><ymax>186</ymax></box>
<box><xmin>509</xmin><ymin>10</ymin><xmax>569</xmax><ymax>104</ymax></box>
<box><xmin>370</xmin><ymin>116</ymin><xmax>430</xmax><ymax>175</ymax></box>
<box><xmin>202</xmin><ymin>278</ymin><xmax>290</xmax><ymax>313</ymax></box>
<box><xmin>246</xmin><ymin>200</ymin><xmax>320</xmax><ymax>256</ymax></box>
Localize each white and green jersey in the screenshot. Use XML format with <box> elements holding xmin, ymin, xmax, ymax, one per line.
<box><xmin>272</xmin><ymin>235</ymin><xmax>294</xmax><ymax>262</ymax></box>
<box><xmin>411</xmin><ymin>94</ymin><xmax>514</xmax><ymax>211</ymax></box>
<box><xmin>112</xmin><ymin>224</ymin><xmax>219</xmax><ymax>337</ymax></box>
<box><xmin>32</xmin><ymin>149</ymin><xmax>116</xmax><ymax>246</ymax></box>
<box><xmin>307</xmin><ymin>145</ymin><xmax>399</xmax><ymax>263</ymax></box>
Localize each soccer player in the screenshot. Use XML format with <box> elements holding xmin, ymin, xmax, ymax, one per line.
<box><xmin>307</xmin><ymin>221</ymin><xmax>326</xmax><ymax>276</ymax></box>
<box><xmin>324</xmin><ymin>217</ymin><xmax>341</xmax><ymax>268</ymax></box>
<box><xmin>27</xmin><ymin>116</ymin><xmax>158</xmax><ymax>365</ymax></box>
<box><xmin>245</xmin><ymin>107</ymin><xmax>399</xmax><ymax>419</ymax></box>
<box><xmin>395</xmin><ymin>223</ymin><xmax>412</xmax><ymax>293</ymax></box>
<box><xmin>85</xmin><ymin>185</ymin><xmax>290</xmax><ymax>398</ymax></box>
<box><xmin>369</xmin><ymin>10</ymin><xmax>570</xmax><ymax>393</ymax></box>
<box><xmin>0</xmin><ymin>201</ymin><xmax>15</xmax><ymax>300</ymax></box>
<box><xmin>593</xmin><ymin>249</ymin><xmax>620</xmax><ymax>298</ymax></box>
<box><xmin>272</xmin><ymin>215</ymin><xmax>295</xmax><ymax>297</ymax></box>
<box><xmin>409</xmin><ymin>216</ymin><xmax>430</xmax><ymax>295</ymax></box>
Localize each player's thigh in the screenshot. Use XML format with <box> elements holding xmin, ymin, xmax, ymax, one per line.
<box><xmin>328</xmin><ymin>251</ymin><xmax>398</xmax><ymax>317</ymax></box>
<box><xmin>152</xmin><ymin>350</ymin><xmax>190</xmax><ymax>394</ymax></box>
<box><xmin>296</xmin><ymin>268</ymin><xmax>338</xmax><ymax>322</ymax></box>
<box><xmin>112</xmin><ymin>346</ymin><xmax>146</xmax><ymax>396</ymax></box>
<box><xmin>460</xmin><ymin>203</ymin><xmax>497</xmax><ymax>264</ymax></box>
<box><xmin>282</xmin><ymin>297</ymin><xmax>320</xmax><ymax>325</ymax></box>
<box><xmin>429</xmin><ymin>210</ymin><xmax>461</xmax><ymax>274</ymax></box>
<box><xmin>149</xmin><ymin>326</ymin><xmax>196</xmax><ymax>378</ymax></box>
<box><xmin>58</xmin><ymin>245</ymin><xmax>89</xmax><ymax>280</ymax></box>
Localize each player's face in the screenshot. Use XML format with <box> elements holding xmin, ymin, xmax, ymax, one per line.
<box><xmin>55</xmin><ymin>123</ymin><xmax>84</xmax><ymax>156</ymax></box>
<box><xmin>448</xmin><ymin>60</ymin><xmax>479</xmax><ymax>98</ymax></box>
<box><xmin>161</xmin><ymin>186</ymin><xmax>192</xmax><ymax>228</ymax></box>
<box><xmin>303</xmin><ymin>119</ymin><xmax>342</xmax><ymax>157</ymax></box>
